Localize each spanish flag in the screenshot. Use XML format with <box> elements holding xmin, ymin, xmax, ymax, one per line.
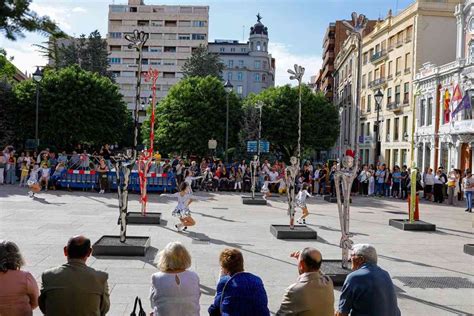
<box><xmin>444</xmin><ymin>89</ymin><xmax>451</xmax><ymax>123</ymax></box>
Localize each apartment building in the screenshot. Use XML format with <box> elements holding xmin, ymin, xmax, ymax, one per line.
<box><xmin>413</xmin><ymin>0</ymin><xmax>474</xmax><ymax>171</ymax></box>
<box><xmin>317</xmin><ymin>21</ymin><xmax>375</xmax><ymax>100</ymax></box>
<box><xmin>107</xmin><ymin>0</ymin><xmax>209</xmax><ymax>120</ymax></box>
<box><xmin>358</xmin><ymin>0</ymin><xmax>462</xmax><ymax>167</ymax></box>
<box><xmin>208</xmin><ymin>16</ymin><xmax>275</xmax><ymax>98</ymax></box>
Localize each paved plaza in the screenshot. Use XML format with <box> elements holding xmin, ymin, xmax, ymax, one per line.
<box><xmin>0</xmin><ymin>186</ymin><xmax>473</xmax><ymax>315</ymax></box>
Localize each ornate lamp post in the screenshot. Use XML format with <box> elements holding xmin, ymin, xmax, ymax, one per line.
<box><xmin>32</xmin><ymin>66</ymin><xmax>43</xmax><ymax>148</ymax></box>
<box><xmin>334</xmin><ymin>12</ymin><xmax>368</xmax><ymax>268</ymax></box>
<box><xmin>224</xmin><ymin>80</ymin><xmax>233</xmax><ymax>164</ymax></box>
<box><xmin>338</xmin><ymin>106</ymin><xmax>344</xmax><ymax>159</ymax></box>
<box><xmin>114</xmin><ymin>29</ymin><xmax>148</xmax><ymax>243</ymax></box>
<box><xmin>374</xmin><ymin>89</ymin><xmax>384</xmax><ymax>166</ymax></box>
<box><xmin>287</xmin><ymin>64</ymin><xmax>305</xmax><ymax>228</ymax></box>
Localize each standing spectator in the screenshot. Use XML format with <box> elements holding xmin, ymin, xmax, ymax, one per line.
<box><xmin>96</xmin><ymin>159</ymin><xmax>109</xmax><ymax>194</ymax></box>
<box><xmin>423</xmin><ymin>168</ymin><xmax>435</xmax><ymax>201</ymax></box>
<box><xmin>243</xmin><ymin>167</ymin><xmax>251</xmax><ymax>192</ymax></box>
<box><xmin>313</xmin><ymin>164</ymin><xmax>321</xmax><ymax>195</ymax></box>
<box><xmin>335</xmin><ymin>244</ymin><xmax>400</xmax><ymax>316</ymax></box>
<box><xmin>234</xmin><ymin>168</ymin><xmax>243</xmax><ymax>192</ymax></box>
<box><xmin>368</xmin><ymin>165</ymin><xmax>375</xmax><ymax>196</ymax></box>
<box><xmin>374</xmin><ymin>165</ymin><xmax>385</xmax><ymax>197</ymax></box>
<box><xmin>276</xmin><ymin>248</ymin><xmax>334</xmax><ymax>316</ymax></box>
<box><xmin>57</xmin><ymin>151</ymin><xmax>68</xmax><ymax>166</ymax></box>
<box><xmin>438</xmin><ymin>166</ymin><xmax>448</xmax><ymax>199</ymax></box>
<box><xmin>16</xmin><ymin>152</ymin><xmax>25</xmax><ymax>179</ymax></box>
<box><xmin>39</xmin><ymin>163</ymin><xmax>50</xmax><ymax>191</ymax></box>
<box><xmin>358</xmin><ymin>165</ymin><xmax>371</xmax><ymax>196</ymax></box>
<box><xmin>39</xmin><ymin>236</ymin><xmax>110</xmax><ymax>315</ymax></box>
<box><xmin>175</xmin><ymin>160</ymin><xmax>185</xmax><ymax>185</ymax></box>
<box><xmin>80</xmin><ymin>150</ymin><xmax>90</xmax><ymax>169</ymax></box>
<box><xmin>150</xmin><ymin>242</ymin><xmax>200</xmax><ymax>316</ymax></box>
<box><xmin>268</xmin><ymin>167</ymin><xmax>279</xmax><ymax>193</ymax></box>
<box><xmin>239</xmin><ymin>160</ymin><xmax>247</xmax><ymax>175</ymax></box>
<box><xmin>302</xmin><ymin>163</ymin><xmax>312</xmax><ymax>194</ymax></box>
<box><xmin>462</xmin><ymin>169</ymin><xmax>473</xmax><ymax>212</ymax></box>
<box><xmin>48</xmin><ymin>152</ymin><xmax>58</xmax><ymax>171</ymax></box>
<box><xmin>433</xmin><ymin>169</ymin><xmax>445</xmax><ymax>203</ymax></box>
<box><xmin>209</xmin><ymin>248</ymin><xmax>269</xmax><ymax>316</ymax></box>
<box><xmin>99</xmin><ymin>144</ymin><xmax>112</xmax><ymax>168</ymax></box>
<box><xmin>391</xmin><ymin>166</ymin><xmax>402</xmax><ymax>198</ymax></box>
<box><xmin>400</xmin><ymin>165</ymin><xmax>409</xmax><ymax>199</ymax></box>
<box><xmin>70</xmin><ymin>151</ymin><xmax>80</xmax><ymax>169</ymax></box>
<box><xmin>0</xmin><ymin>241</ymin><xmax>39</xmax><ymax>316</ymax></box>
<box><xmin>24</xmin><ymin>152</ymin><xmax>32</xmax><ymax>167</ymax></box>
<box><xmin>447</xmin><ymin>170</ymin><xmax>458</xmax><ymax>206</ymax></box>
<box><xmin>51</xmin><ymin>162</ymin><xmax>66</xmax><ymax>190</ymax></box>
<box><xmin>384</xmin><ymin>166</ymin><xmax>392</xmax><ymax>197</ymax></box>
<box><xmin>36</xmin><ymin>148</ymin><xmax>49</xmax><ymax>164</ymax></box>
<box><xmin>318</xmin><ymin>164</ymin><xmax>328</xmax><ymax>195</ymax></box>
<box><xmin>19</xmin><ymin>161</ymin><xmax>29</xmax><ymax>187</ymax></box>
<box><xmin>5</xmin><ymin>151</ymin><xmax>16</xmax><ymax>184</ymax></box>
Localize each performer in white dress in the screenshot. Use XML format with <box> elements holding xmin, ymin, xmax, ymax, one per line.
<box><xmin>162</xmin><ymin>182</ymin><xmax>213</xmax><ymax>231</ymax></box>
<box><xmin>296</xmin><ymin>183</ymin><xmax>312</xmax><ymax>224</ymax></box>
<box><xmin>183</xmin><ymin>169</ymin><xmax>202</xmax><ymax>194</ymax></box>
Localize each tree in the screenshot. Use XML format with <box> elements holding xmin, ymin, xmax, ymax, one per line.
<box><xmin>0</xmin><ymin>0</ymin><xmax>64</xmax><ymax>41</ymax></box>
<box><xmin>243</xmin><ymin>85</ymin><xmax>339</xmax><ymax>161</ymax></box>
<box><xmin>182</xmin><ymin>44</ymin><xmax>225</xmax><ymax>78</ymax></box>
<box><xmin>0</xmin><ymin>82</ymin><xmax>16</xmax><ymax>145</ymax></box>
<box><xmin>0</xmin><ymin>50</ymin><xmax>16</xmax><ymax>81</ymax></box>
<box><xmin>143</xmin><ymin>76</ymin><xmax>242</xmax><ymax>157</ymax></box>
<box><xmin>12</xmin><ymin>65</ymin><xmax>131</xmax><ymax>149</ymax></box>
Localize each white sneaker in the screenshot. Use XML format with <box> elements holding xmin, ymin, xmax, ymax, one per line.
<box><xmin>175</xmin><ymin>224</ymin><xmax>183</xmax><ymax>232</ymax></box>
<box><xmin>28</xmin><ymin>191</ymin><xmax>33</xmax><ymax>198</ymax></box>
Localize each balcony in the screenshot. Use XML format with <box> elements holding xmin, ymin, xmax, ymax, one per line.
<box><xmin>387</xmin><ymin>74</ymin><xmax>393</xmax><ymax>81</ymax></box>
<box><xmin>368</xmin><ymin>77</ymin><xmax>386</xmax><ymax>89</ymax></box>
<box><xmin>387</xmin><ymin>102</ymin><xmax>403</xmax><ymax>113</ymax></box>
<box><xmin>323</xmin><ymin>51</ymin><xmax>335</xmax><ymax>67</ymax></box>
<box><xmin>370</xmin><ymin>50</ymin><xmax>387</xmax><ymax>64</ymax></box>
<box><xmin>395</xmin><ymin>71</ymin><xmax>402</xmax><ymax>77</ymax></box>
<box><xmin>323</xmin><ymin>38</ymin><xmax>335</xmax><ymax>52</ymax></box>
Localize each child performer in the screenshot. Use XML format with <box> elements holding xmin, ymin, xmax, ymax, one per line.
<box><xmin>296</xmin><ymin>183</ymin><xmax>312</xmax><ymax>224</ymax></box>
<box><xmin>261</xmin><ymin>176</ymin><xmax>279</xmax><ymax>199</ymax></box>
<box><xmin>27</xmin><ymin>164</ymin><xmax>40</xmax><ymax>198</ymax></box>
<box><xmin>19</xmin><ymin>161</ymin><xmax>29</xmax><ymax>187</ymax></box>
<box><xmin>183</xmin><ymin>169</ymin><xmax>202</xmax><ymax>194</ymax></box>
<box><xmin>163</xmin><ymin>182</ymin><xmax>213</xmax><ymax>232</ymax></box>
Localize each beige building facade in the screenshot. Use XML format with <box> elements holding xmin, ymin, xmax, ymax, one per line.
<box><xmin>357</xmin><ymin>0</ymin><xmax>462</xmax><ymax>167</ymax></box>
<box><xmin>107</xmin><ymin>0</ymin><xmax>209</xmax><ymax>120</ymax></box>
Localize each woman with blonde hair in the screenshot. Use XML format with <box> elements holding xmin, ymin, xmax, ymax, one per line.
<box><xmin>0</xmin><ymin>240</ymin><xmax>39</xmax><ymax>316</ymax></box>
<box><xmin>150</xmin><ymin>241</ymin><xmax>200</xmax><ymax>316</ymax></box>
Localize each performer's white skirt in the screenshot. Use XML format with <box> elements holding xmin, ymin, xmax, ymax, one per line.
<box><xmin>296</xmin><ymin>200</ymin><xmax>307</xmax><ymax>209</ymax></box>
<box><xmin>172</xmin><ymin>207</ymin><xmax>191</xmax><ymax>218</ymax></box>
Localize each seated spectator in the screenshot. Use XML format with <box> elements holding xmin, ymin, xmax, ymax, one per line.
<box><xmin>276</xmin><ymin>247</ymin><xmax>334</xmax><ymax>316</ymax></box>
<box><xmin>51</xmin><ymin>162</ymin><xmax>66</xmax><ymax>190</ymax></box>
<box><xmin>0</xmin><ymin>240</ymin><xmax>39</xmax><ymax>316</ymax></box>
<box><xmin>150</xmin><ymin>242</ymin><xmax>200</xmax><ymax>316</ymax></box>
<box><xmin>39</xmin><ymin>163</ymin><xmax>50</xmax><ymax>191</ymax></box>
<box><xmin>335</xmin><ymin>244</ymin><xmax>400</xmax><ymax>316</ymax></box>
<box><xmin>39</xmin><ymin>235</ymin><xmax>110</xmax><ymax>315</ymax></box>
<box><xmin>209</xmin><ymin>248</ymin><xmax>269</xmax><ymax>316</ymax></box>
<box><xmin>243</xmin><ymin>167</ymin><xmax>251</xmax><ymax>192</ymax></box>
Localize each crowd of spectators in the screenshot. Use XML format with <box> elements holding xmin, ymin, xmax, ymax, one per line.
<box><xmin>0</xmin><ymin>238</ymin><xmax>400</xmax><ymax>315</ymax></box>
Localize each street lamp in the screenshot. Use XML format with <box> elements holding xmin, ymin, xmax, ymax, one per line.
<box><xmin>338</xmin><ymin>106</ymin><xmax>344</xmax><ymax>160</ymax></box>
<box><xmin>224</xmin><ymin>80</ymin><xmax>233</xmax><ymax>164</ymax></box>
<box><xmin>208</xmin><ymin>139</ymin><xmax>217</xmax><ymax>158</ymax></box>
<box><xmin>374</xmin><ymin>89</ymin><xmax>384</xmax><ymax>166</ymax></box>
<box><xmin>32</xmin><ymin>66</ymin><xmax>43</xmax><ymax>147</ymax></box>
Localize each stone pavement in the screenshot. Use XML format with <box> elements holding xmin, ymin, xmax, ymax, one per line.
<box><xmin>0</xmin><ymin>185</ymin><xmax>473</xmax><ymax>315</ymax></box>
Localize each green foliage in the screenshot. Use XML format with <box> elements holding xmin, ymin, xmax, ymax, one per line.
<box><xmin>0</xmin><ymin>82</ymin><xmax>16</xmax><ymax>144</ymax></box>
<box><xmin>182</xmin><ymin>45</ymin><xmax>224</xmax><ymax>79</ymax></box>
<box><xmin>0</xmin><ymin>0</ymin><xmax>64</xmax><ymax>41</ymax></box>
<box><xmin>244</xmin><ymin>85</ymin><xmax>339</xmax><ymax>160</ymax></box>
<box><xmin>142</xmin><ymin>76</ymin><xmax>242</xmax><ymax>157</ymax></box>
<box><xmin>0</xmin><ymin>52</ymin><xmax>16</xmax><ymax>82</ymax></box>
<box><xmin>12</xmin><ymin>65</ymin><xmax>131</xmax><ymax>149</ymax></box>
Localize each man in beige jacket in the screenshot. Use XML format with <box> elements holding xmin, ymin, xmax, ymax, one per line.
<box><xmin>276</xmin><ymin>247</ymin><xmax>334</xmax><ymax>316</ymax></box>
<box><xmin>39</xmin><ymin>235</ymin><xmax>110</xmax><ymax>316</ymax></box>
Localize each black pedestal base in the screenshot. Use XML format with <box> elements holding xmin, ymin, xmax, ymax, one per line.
<box><xmin>242</xmin><ymin>196</ymin><xmax>267</xmax><ymax>205</ymax></box>
<box><xmin>389</xmin><ymin>219</ymin><xmax>436</xmax><ymax>231</ymax></box>
<box><xmin>126</xmin><ymin>212</ymin><xmax>161</xmax><ymax>224</ymax></box>
<box><xmin>270</xmin><ymin>225</ymin><xmax>317</xmax><ymax>239</ymax></box>
<box><xmin>324</xmin><ymin>196</ymin><xmax>351</xmax><ymax>203</ymax></box>
<box><xmin>92</xmin><ymin>235</ymin><xmax>150</xmax><ymax>256</ymax></box>
<box><xmin>321</xmin><ymin>260</ymin><xmax>351</xmax><ymax>286</ymax></box>
<box><xmin>464</xmin><ymin>244</ymin><xmax>474</xmax><ymax>256</ymax></box>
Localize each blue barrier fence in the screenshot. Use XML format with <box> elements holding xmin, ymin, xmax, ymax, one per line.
<box><xmin>56</xmin><ymin>170</ymin><xmax>177</xmax><ymax>193</ymax></box>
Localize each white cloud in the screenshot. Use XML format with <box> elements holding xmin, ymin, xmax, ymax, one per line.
<box><xmin>5</xmin><ymin>44</ymin><xmax>48</xmax><ymax>76</ymax></box>
<box><xmin>30</xmin><ymin>3</ymin><xmax>72</xmax><ymax>30</ymax></box>
<box><xmin>269</xmin><ymin>42</ymin><xmax>322</xmax><ymax>87</ymax></box>
<box><xmin>72</xmin><ymin>7</ymin><xmax>87</xmax><ymax>14</ymax></box>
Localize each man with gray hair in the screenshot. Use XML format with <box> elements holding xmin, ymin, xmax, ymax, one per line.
<box><xmin>276</xmin><ymin>247</ymin><xmax>334</xmax><ymax>315</ymax></box>
<box><xmin>336</xmin><ymin>244</ymin><xmax>400</xmax><ymax>316</ymax></box>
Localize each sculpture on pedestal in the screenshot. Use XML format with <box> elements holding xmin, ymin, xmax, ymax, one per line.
<box><xmin>250</xmin><ymin>155</ymin><xmax>259</xmax><ymax>199</ymax></box>
<box><xmin>286</xmin><ymin>156</ymin><xmax>299</xmax><ymax>229</ymax></box>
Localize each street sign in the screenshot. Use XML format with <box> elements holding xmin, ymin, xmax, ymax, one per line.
<box><xmin>247</xmin><ymin>140</ymin><xmax>270</xmax><ymax>153</ymax></box>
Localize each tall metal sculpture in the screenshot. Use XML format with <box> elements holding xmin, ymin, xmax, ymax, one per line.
<box><xmin>115</xmin><ymin>30</ymin><xmax>149</xmax><ymax>243</ymax></box>
<box><xmin>138</xmin><ymin>68</ymin><xmax>159</xmax><ymax>215</ymax></box>
<box><xmin>287</xmin><ymin>64</ymin><xmax>305</xmax><ymax>229</ymax></box>
<box><xmin>335</xmin><ymin>13</ymin><xmax>368</xmax><ymax>268</ymax></box>
<box><xmin>250</xmin><ymin>101</ymin><xmax>264</xmax><ymax>199</ymax></box>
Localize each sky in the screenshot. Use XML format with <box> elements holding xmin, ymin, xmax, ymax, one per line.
<box><xmin>0</xmin><ymin>0</ymin><xmax>415</xmax><ymax>86</ymax></box>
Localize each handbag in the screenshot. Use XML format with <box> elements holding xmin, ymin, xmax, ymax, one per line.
<box><xmin>130</xmin><ymin>296</ymin><xmax>146</xmax><ymax>316</ymax></box>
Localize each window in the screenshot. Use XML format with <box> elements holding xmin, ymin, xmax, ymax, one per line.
<box><xmin>164</xmin><ymin>33</ymin><xmax>176</xmax><ymax>40</ymax></box>
<box><xmin>368</xmin><ymin>71</ymin><xmax>372</xmax><ymax>84</ymax></box>
<box><xmin>141</xmin><ymin>59</ymin><xmax>148</xmax><ymax>65</ymax></box>
<box><xmin>405</xmin><ymin>53</ymin><xmax>411</xmax><ymax>72</ymax></box>
<box><xmin>403</xmin><ymin>116</ymin><xmax>408</xmax><ymax>137</ymax></box>
<box><xmin>367</xmin><ymin>95</ymin><xmax>372</xmax><ymax>112</ymax></box>
<box><xmin>394</xmin><ymin>118</ymin><xmax>399</xmax><ymax>141</ymax></box>
<box><xmin>121</xmin><ymin>71</ymin><xmax>134</xmax><ymax>77</ymax></box>
<box><xmin>256</xmin><ymin>41</ymin><xmax>261</xmax><ymax>51</ymax></box>
<box><xmin>396</xmin><ymin>57</ymin><xmax>401</xmax><ymax>75</ymax></box>
<box><xmin>110</xmin><ymin>45</ymin><xmax>121</xmax><ymax>51</ymax></box>
<box><xmin>397</xmin><ymin>31</ymin><xmax>403</xmax><ymax>45</ymax></box>
<box><xmin>386</xmin><ymin>119</ymin><xmax>391</xmax><ymax>142</ymax></box>
<box><xmin>388</xmin><ymin>61</ymin><xmax>393</xmax><ymax>77</ymax></box>
<box><xmin>163</xmin><ymin>59</ymin><xmax>175</xmax><ymax>65</ymax></box>
<box><xmin>192</xmin><ymin>34</ymin><xmax>206</xmax><ymax>40</ymax></box>
<box><xmin>230</xmin><ymin>48</ymin><xmax>235</xmax><ymax>52</ymax></box>
<box><xmin>404</xmin><ymin>82</ymin><xmax>409</xmax><ymax>103</ymax></box>
<box><xmin>361</xmin><ymin>96</ymin><xmax>366</xmax><ymax>112</ymax></box>
<box><xmin>164</xmin><ymin>46</ymin><xmax>176</xmax><ymax>53</ymax></box>
<box><xmin>163</xmin><ymin>72</ymin><xmax>175</xmax><ymax>78</ymax></box>
<box><xmin>150</xmin><ymin>59</ymin><xmax>161</xmax><ymax>65</ymax></box>
<box><xmin>111</xmin><ymin>5</ymin><xmax>126</xmax><ymax>12</ymax></box>
<box><xmin>262</xmin><ymin>74</ymin><xmax>266</xmax><ymax>82</ymax></box>
<box><xmin>150</xmin><ymin>33</ymin><xmax>163</xmax><ymax>40</ymax></box>
<box><xmin>192</xmin><ymin>21</ymin><xmax>206</xmax><ymax>27</ymax></box>
<box><xmin>151</xmin><ymin>20</ymin><xmax>163</xmax><ymax>27</ymax></box>
<box><xmin>255</xmin><ymin>73</ymin><xmax>261</xmax><ymax>82</ymax></box>
<box><xmin>237</xmin><ymin>85</ymin><xmax>243</xmax><ymax>95</ymax></box>
<box><xmin>177</xmin><ymin>46</ymin><xmax>189</xmax><ymax>53</ymax></box>
<box><xmin>228</xmin><ymin>60</ymin><xmax>233</xmax><ymax>68</ymax></box>
<box><xmin>110</xmin><ymin>32</ymin><xmax>122</xmax><ymax>38</ymax></box>
<box><xmin>150</xmin><ymin>47</ymin><xmax>162</xmax><ymax>52</ymax></box>
<box><xmin>179</xmin><ymin>20</ymin><xmax>191</xmax><ymax>27</ymax></box>
<box><xmin>366</xmin><ymin>122</ymin><xmax>371</xmax><ymax>138</ymax></box>
<box><xmin>122</xmin><ymin>58</ymin><xmax>134</xmax><ymax>64</ymax></box>
<box><xmin>164</xmin><ymin>20</ymin><xmax>177</xmax><ymax>27</ymax></box>
<box><xmin>241</xmin><ymin>48</ymin><xmax>246</xmax><ymax>53</ymax></box>
<box><xmin>237</xmin><ymin>72</ymin><xmax>243</xmax><ymax>81</ymax></box>
<box><xmin>387</xmin><ymin>88</ymin><xmax>392</xmax><ymax>106</ymax></box>
<box><xmin>393</xmin><ymin>149</ymin><xmax>399</xmax><ymax>165</ymax></box>
<box><xmin>360</xmin><ymin>123</ymin><xmax>365</xmax><ymax>139</ymax></box>
<box><xmin>427</xmin><ymin>97</ymin><xmax>433</xmax><ymax>126</ymax></box>
<box><xmin>220</xmin><ymin>47</ymin><xmax>225</xmax><ymax>52</ymax></box>
<box><xmin>470</xmin><ymin>40</ymin><xmax>474</xmax><ymax>59</ymax></box>
<box><xmin>109</xmin><ymin>57</ymin><xmax>121</xmax><ymax>64</ymax></box>
<box><xmin>178</xmin><ymin>34</ymin><xmax>190</xmax><ymax>40</ymax></box>
<box><xmin>406</xmin><ymin>25</ymin><xmax>413</xmax><ymax>41</ymax></box>
<box><xmin>363</xmin><ymin>52</ymin><xmax>368</xmax><ymax>64</ymax></box>
<box><xmin>362</xmin><ymin>74</ymin><xmax>366</xmax><ymax>88</ymax></box>
<box><xmin>137</xmin><ymin>20</ymin><xmax>149</xmax><ymax>26</ymax></box>
<box><xmin>420</xmin><ymin>99</ymin><xmax>426</xmax><ymax>126</ymax></box>
<box><xmin>111</xmin><ymin>71</ymin><xmax>120</xmax><ymax>78</ymax></box>
<box><xmin>255</xmin><ymin>60</ymin><xmax>261</xmax><ymax>69</ymax></box>
<box><xmin>227</xmin><ymin>72</ymin><xmax>232</xmax><ymax>80</ymax></box>
<box><xmin>395</xmin><ymin>85</ymin><xmax>401</xmax><ymax>104</ymax></box>
<box><xmin>263</xmin><ymin>61</ymin><xmax>267</xmax><ymax>69</ymax></box>
<box><xmin>129</xmin><ymin>7</ymin><xmax>137</xmax><ymax>12</ymax></box>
